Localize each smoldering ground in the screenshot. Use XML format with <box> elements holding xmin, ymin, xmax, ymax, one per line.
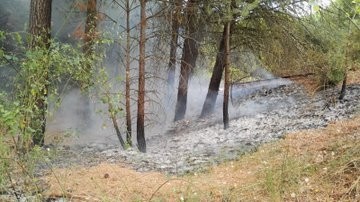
<box><xmin>3</xmin><ymin>0</ymin><xmax>360</xmax><ymax>176</ymax></box>
<box><xmin>44</xmin><ymin>82</ymin><xmax>360</xmax><ymax>174</ymax></box>
<box><xmin>44</xmin><ymin>49</ymin><xmax>287</xmax><ymax>147</ymax></box>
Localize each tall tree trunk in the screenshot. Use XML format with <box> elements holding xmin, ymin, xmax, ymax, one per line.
<box><xmin>200</xmin><ymin>1</ymin><xmax>236</xmax><ymax>118</ymax></box>
<box><xmin>125</xmin><ymin>0</ymin><xmax>132</xmax><ymax>146</ymax></box>
<box><xmin>339</xmin><ymin>18</ymin><xmax>353</xmax><ymax>101</ymax></box>
<box><xmin>166</xmin><ymin>0</ymin><xmax>182</xmax><ymax>87</ymax></box>
<box><xmin>200</xmin><ymin>25</ymin><xmax>227</xmax><ymax>118</ymax></box>
<box><xmin>137</xmin><ymin>0</ymin><xmax>146</xmax><ymax>153</ymax></box>
<box><xmin>28</xmin><ymin>0</ymin><xmax>52</xmax><ymax>146</ymax></box>
<box><xmin>29</xmin><ymin>0</ymin><xmax>52</xmax><ymax>49</ymax></box>
<box><xmin>338</xmin><ymin>18</ymin><xmax>352</xmax><ymax>101</ymax></box>
<box><xmin>80</xmin><ymin>0</ymin><xmax>97</xmax><ymax>122</ymax></box>
<box><xmin>223</xmin><ymin>21</ymin><xmax>231</xmax><ymax>129</ymax></box>
<box><xmin>174</xmin><ymin>0</ymin><xmax>199</xmax><ymax>121</ymax></box>
<box><xmin>83</xmin><ymin>0</ymin><xmax>97</xmax><ymax>56</ymax></box>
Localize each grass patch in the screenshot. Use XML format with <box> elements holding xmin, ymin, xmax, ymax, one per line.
<box><xmin>252</xmin><ymin>118</ymin><xmax>360</xmax><ymax>201</ymax></box>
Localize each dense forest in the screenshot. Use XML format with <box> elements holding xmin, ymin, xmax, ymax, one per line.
<box><xmin>0</xmin><ymin>0</ymin><xmax>359</xmax><ymax>201</ymax></box>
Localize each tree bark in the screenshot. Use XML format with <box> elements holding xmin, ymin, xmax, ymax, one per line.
<box><xmin>223</xmin><ymin>21</ymin><xmax>231</xmax><ymax>129</ymax></box>
<box><xmin>339</xmin><ymin>71</ymin><xmax>347</xmax><ymax>100</ymax></box>
<box><xmin>166</xmin><ymin>0</ymin><xmax>182</xmax><ymax>87</ymax></box>
<box><xmin>29</xmin><ymin>0</ymin><xmax>52</xmax><ymax>49</ymax></box>
<box><xmin>200</xmin><ymin>25</ymin><xmax>227</xmax><ymax>118</ymax></box>
<box><xmin>124</xmin><ymin>0</ymin><xmax>133</xmax><ymax>146</ymax></box>
<box><xmin>80</xmin><ymin>0</ymin><xmax>97</xmax><ymax>122</ymax></box>
<box><xmin>107</xmin><ymin>95</ymin><xmax>126</xmax><ymax>148</ymax></box>
<box><xmin>174</xmin><ymin>0</ymin><xmax>199</xmax><ymax>121</ymax></box>
<box><xmin>200</xmin><ymin>1</ymin><xmax>236</xmax><ymax>119</ymax></box>
<box><xmin>83</xmin><ymin>0</ymin><xmax>97</xmax><ymax>56</ymax></box>
<box><xmin>137</xmin><ymin>0</ymin><xmax>147</xmax><ymax>153</ymax></box>
<box><xmin>28</xmin><ymin>0</ymin><xmax>52</xmax><ymax>146</ymax></box>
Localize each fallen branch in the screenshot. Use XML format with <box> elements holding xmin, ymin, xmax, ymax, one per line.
<box><xmin>231</xmin><ymin>72</ymin><xmax>315</xmax><ymax>86</ymax></box>
<box><xmin>282</xmin><ymin>72</ymin><xmax>315</xmax><ymax>79</ymax></box>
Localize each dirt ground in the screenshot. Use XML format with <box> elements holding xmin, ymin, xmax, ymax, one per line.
<box><xmin>43</xmin><ymin>70</ymin><xmax>360</xmax><ymax>201</ymax></box>
<box><xmin>43</xmin><ymin>114</ymin><xmax>360</xmax><ymax>201</ymax></box>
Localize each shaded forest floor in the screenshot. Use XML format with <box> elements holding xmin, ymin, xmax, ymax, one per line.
<box><xmin>42</xmin><ymin>70</ymin><xmax>360</xmax><ymax>201</ymax></box>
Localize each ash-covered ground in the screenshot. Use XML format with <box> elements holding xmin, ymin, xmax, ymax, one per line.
<box><xmin>43</xmin><ymin>81</ymin><xmax>360</xmax><ymax>175</ymax></box>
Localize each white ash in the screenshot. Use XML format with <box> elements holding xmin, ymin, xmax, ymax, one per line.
<box><xmin>44</xmin><ymin>83</ymin><xmax>360</xmax><ymax>175</ymax></box>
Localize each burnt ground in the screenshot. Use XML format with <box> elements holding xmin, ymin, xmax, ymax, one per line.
<box><xmin>38</xmin><ymin>81</ymin><xmax>360</xmax><ymax>176</ymax></box>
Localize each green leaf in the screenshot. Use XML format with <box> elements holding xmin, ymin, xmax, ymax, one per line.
<box><xmin>4</xmin><ymin>55</ymin><xmax>12</xmax><ymax>60</ymax></box>
<box><xmin>313</xmin><ymin>5</ymin><xmax>320</xmax><ymax>12</ymax></box>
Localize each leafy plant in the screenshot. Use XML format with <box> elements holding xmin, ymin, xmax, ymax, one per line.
<box><xmin>0</xmin><ymin>31</ymin><xmax>110</xmax><ymax>199</ymax></box>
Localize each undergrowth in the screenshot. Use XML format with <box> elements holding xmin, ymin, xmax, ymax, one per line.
<box><xmin>256</xmin><ymin>130</ymin><xmax>360</xmax><ymax>201</ymax></box>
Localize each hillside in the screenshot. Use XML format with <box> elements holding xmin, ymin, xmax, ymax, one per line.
<box><xmin>43</xmin><ymin>114</ymin><xmax>360</xmax><ymax>201</ymax></box>
<box><xmin>41</xmin><ymin>71</ymin><xmax>360</xmax><ymax>201</ymax></box>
